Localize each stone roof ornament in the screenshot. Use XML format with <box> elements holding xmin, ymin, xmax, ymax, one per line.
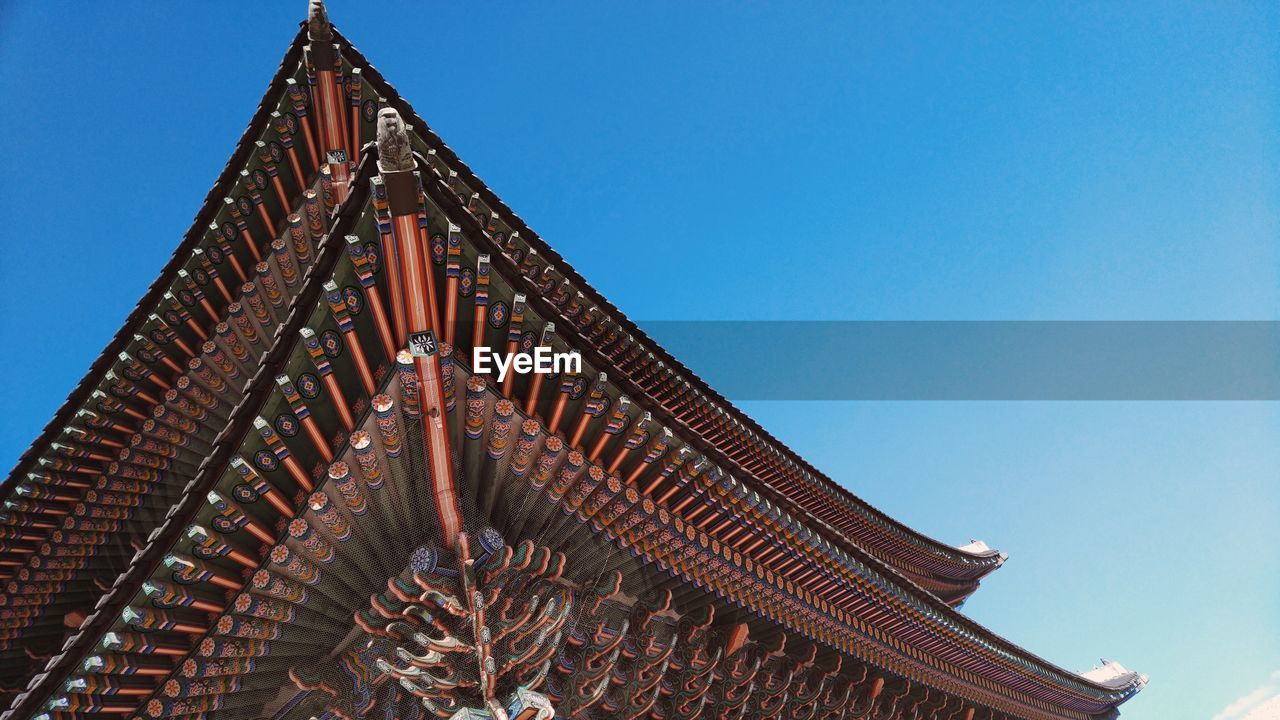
<box><xmin>376</xmin><ymin>108</ymin><xmax>414</xmax><ymax>173</ymax></box>
<box><xmin>307</xmin><ymin>0</ymin><xmax>332</xmax><ymax>41</ymax></box>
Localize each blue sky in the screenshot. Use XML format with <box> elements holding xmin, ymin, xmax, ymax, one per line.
<box><xmin>2</xmin><ymin>3</ymin><xmax>1278</xmax><ymax>718</ymax></box>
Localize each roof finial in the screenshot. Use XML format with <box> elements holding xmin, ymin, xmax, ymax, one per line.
<box><xmin>376</xmin><ymin>108</ymin><xmax>414</xmax><ymax>172</ymax></box>
<box><xmin>307</xmin><ymin>0</ymin><xmax>332</xmax><ymax>41</ymax></box>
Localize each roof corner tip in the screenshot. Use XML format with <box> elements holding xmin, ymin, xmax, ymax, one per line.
<box><xmin>1080</xmin><ymin>659</ymin><xmax>1147</xmax><ymax>694</ymax></box>
<box><xmin>956</xmin><ymin>538</ymin><xmax>1004</xmax><ymax>559</ymax></box>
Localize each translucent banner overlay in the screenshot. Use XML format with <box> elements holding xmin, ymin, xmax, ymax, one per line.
<box><xmin>637</xmin><ymin>321</ymin><xmax>1280</xmax><ymax>400</ymax></box>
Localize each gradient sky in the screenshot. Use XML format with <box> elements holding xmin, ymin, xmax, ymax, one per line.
<box><xmin>2</xmin><ymin>3</ymin><xmax>1278</xmax><ymax>718</ymax></box>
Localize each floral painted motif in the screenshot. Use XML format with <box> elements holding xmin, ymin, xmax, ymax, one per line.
<box><xmin>297</xmin><ymin>372</ymin><xmax>321</xmax><ymax>399</ymax></box>
<box><xmin>253</xmin><ymin>449</ymin><xmax>278</xmax><ymax>472</ymax></box>
<box><xmin>232</xmin><ymin>483</ymin><xmax>260</xmax><ymax>504</ymax></box>
<box><xmin>275</xmin><ymin>413</ymin><xmax>299</xmax><ymax>437</ymax></box>
<box><xmin>363</xmin><ymin>241</ymin><xmax>380</xmax><ymax>274</ymax></box>
<box><xmin>430</xmin><ymin>233</ymin><xmax>447</xmax><ymax>265</ymax></box>
<box><xmin>320</xmin><ymin>330</ymin><xmax>343</xmax><ymax>358</ymax></box>
<box><xmin>488</xmin><ymin>300</ymin><xmax>509</xmax><ymax>328</ymax></box>
<box><xmin>342</xmin><ymin>286</ymin><xmax>363</xmax><ymax>315</ymax></box>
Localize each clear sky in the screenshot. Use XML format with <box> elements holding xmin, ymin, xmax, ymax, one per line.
<box><xmin>1</xmin><ymin>3</ymin><xmax>1278</xmax><ymax>718</ymax></box>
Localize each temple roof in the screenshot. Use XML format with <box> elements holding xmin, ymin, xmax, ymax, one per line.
<box><xmin>0</xmin><ymin>7</ymin><xmax>1142</xmax><ymax>720</ymax></box>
